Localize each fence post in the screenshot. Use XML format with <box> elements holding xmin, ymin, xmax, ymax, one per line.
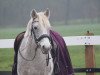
<box><xmin>85</xmin><ymin>31</ymin><xmax>96</xmax><ymax>75</ymax></box>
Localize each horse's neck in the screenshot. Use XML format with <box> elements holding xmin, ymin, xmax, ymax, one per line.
<box><xmin>20</xmin><ymin>35</ymin><xmax>36</xmax><ymax>57</ymax></box>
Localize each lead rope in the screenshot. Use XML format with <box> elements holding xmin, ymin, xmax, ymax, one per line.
<box><xmin>46</xmin><ymin>36</ymin><xmax>54</xmax><ymax>66</ymax></box>
<box><xmin>19</xmin><ymin>43</ymin><xmax>39</xmax><ymax>61</ymax></box>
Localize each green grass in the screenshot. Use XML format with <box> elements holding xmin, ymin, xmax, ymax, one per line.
<box><xmin>0</xmin><ymin>48</ymin><xmax>14</xmax><ymax>71</ymax></box>
<box><xmin>0</xmin><ymin>27</ymin><xmax>25</xmax><ymax>39</ymax></box>
<box><xmin>53</xmin><ymin>24</ymin><xmax>100</xmax><ymax>36</ymax></box>
<box><xmin>0</xmin><ymin>24</ymin><xmax>100</xmax><ymax>39</ymax></box>
<box><xmin>0</xmin><ymin>24</ymin><xmax>100</xmax><ymax>75</ymax></box>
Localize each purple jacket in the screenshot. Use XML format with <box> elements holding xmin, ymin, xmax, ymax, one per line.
<box><xmin>12</xmin><ymin>30</ymin><xmax>74</xmax><ymax>75</ymax></box>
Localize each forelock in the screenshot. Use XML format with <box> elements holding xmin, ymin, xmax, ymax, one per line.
<box><xmin>37</xmin><ymin>12</ymin><xmax>51</xmax><ymax>28</ymax></box>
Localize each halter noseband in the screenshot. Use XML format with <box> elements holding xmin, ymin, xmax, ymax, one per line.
<box><xmin>31</xmin><ymin>26</ymin><xmax>52</xmax><ymax>45</ymax></box>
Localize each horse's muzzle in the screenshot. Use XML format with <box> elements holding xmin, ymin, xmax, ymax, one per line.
<box><xmin>41</xmin><ymin>45</ymin><xmax>52</xmax><ymax>54</ymax></box>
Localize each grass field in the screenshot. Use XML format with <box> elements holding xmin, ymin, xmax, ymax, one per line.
<box><xmin>0</xmin><ymin>24</ymin><xmax>100</xmax><ymax>75</ymax></box>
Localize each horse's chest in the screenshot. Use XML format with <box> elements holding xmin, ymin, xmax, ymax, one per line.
<box><xmin>18</xmin><ymin>51</ymin><xmax>46</xmax><ymax>69</ymax></box>
<box><xmin>18</xmin><ymin>51</ymin><xmax>52</xmax><ymax>71</ymax></box>
<box><xmin>17</xmin><ymin>44</ymin><xmax>53</xmax><ymax>75</ymax></box>
<box><xmin>18</xmin><ymin>55</ymin><xmax>53</xmax><ymax>75</ymax></box>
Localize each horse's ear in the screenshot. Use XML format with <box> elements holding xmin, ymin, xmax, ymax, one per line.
<box><xmin>30</xmin><ymin>9</ymin><xmax>37</xmax><ymax>19</ymax></box>
<box><xmin>44</xmin><ymin>8</ymin><xmax>50</xmax><ymax>18</ymax></box>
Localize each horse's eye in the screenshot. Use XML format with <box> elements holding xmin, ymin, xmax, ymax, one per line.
<box><xmin>34</xmin><ymin>27</ymin><xmax>37</xmax><ymax>30</ymax></box>
<box><xmin>32</xmin><ymin>21</ymin><xmax>34</xmax><ymax>24</ymax></box>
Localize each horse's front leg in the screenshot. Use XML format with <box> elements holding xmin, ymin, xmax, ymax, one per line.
<box><xmin>17</xmin><ymin>69</ymin><xmax>28</xmax><ymax>75</ymax></box>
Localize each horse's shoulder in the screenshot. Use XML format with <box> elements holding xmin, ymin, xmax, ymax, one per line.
<box><xmin>14</xmin><ymin>31</ymin><xmax>26</xmax><ymax>52</ymax></box>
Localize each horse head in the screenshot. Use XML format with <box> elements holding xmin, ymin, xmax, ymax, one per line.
<box><xmin>25</xmin><ymin>9</ymin><xmax>52</xmax><ymax>54</ymax></box>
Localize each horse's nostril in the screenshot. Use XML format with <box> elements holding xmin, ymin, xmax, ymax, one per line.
<box><xmin>42</xmin><ymin>45</ymin><xmax>45</xmax><ymax>49</ymax></box>
<box><xmin>42</xmin><ymin>45</ymin><xmax>51</xmax><ymax>50</ymax></box>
